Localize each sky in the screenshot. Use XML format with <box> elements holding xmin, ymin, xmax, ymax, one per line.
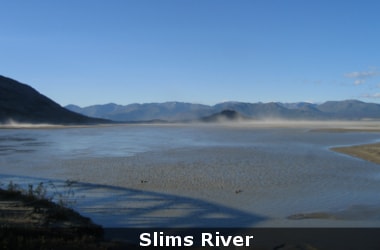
<box><xmin>1</xmin><ymin>0</ymin><xmax>380</xmax><ymax>107</ymax></box>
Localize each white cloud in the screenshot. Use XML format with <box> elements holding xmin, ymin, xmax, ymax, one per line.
<box><xmin>344</xmin><ymin>69</ymin><xmax>379</xmax><ymax>86</ymax></box>
<box><xmin>344</xmin><ymin>71</ymin><xmax>378</xmax><ymax>78</ymax></box>
<box><xmin>363</xmin><ymin>93</ymin><xmax>380</xmax><ymax>98</ymax></box>
<box><xmin>354</xmin><ymin>79</ymin><xmax>366</xmax><ymax>85</ymax></box>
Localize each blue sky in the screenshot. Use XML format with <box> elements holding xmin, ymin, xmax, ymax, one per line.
<box><xmin>1</xmin><ymin>0</ymin><xmax>380</xmax><ymax>106</ymax></box>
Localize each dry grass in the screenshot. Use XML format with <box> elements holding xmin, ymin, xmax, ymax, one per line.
<box><xmin>0</xmin><ymin>188</ymin><xmax>123</xmax><ymax>250</ymax></box>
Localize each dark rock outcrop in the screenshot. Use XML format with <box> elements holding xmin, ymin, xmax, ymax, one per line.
<box><xmin>200</xmin><ymin>110</ymin><xmax>248</xmax><ymax>122</ymax></box>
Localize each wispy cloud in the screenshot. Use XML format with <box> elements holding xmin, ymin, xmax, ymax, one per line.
<box><xmin>354</xmin><ymin>79</ymin><xmax>366</xmax><ymax>85</ymax></box>
<box><xmin>344</xmin><ymin>69</ymin><xmax>379</xmax><ymax>85</ymax></box>
<box><xmin>363</xmin><ymin>93</ymin><xmax>380</xmax><ymax>98</ymax></box>
<box><xmin>344</xmin><ymin>71</ymin><xmax>378</xmax><ymax>78</ymax></box>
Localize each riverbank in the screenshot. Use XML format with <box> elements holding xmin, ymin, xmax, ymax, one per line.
<box><xmin>0</xmin><ymin>187</ymin><xmax>119</xmax><ymax>249</ymax></box>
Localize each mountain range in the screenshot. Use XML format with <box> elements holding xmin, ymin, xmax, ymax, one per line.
<box><xmin>1</xmin><ymin>74</ymin><xmax>380</xmax><ymax>124</ymax></box>
<box><xmin>66</xmin><ymin>99</ymin><xmax>380</xmax><ymax>122</ymax></box>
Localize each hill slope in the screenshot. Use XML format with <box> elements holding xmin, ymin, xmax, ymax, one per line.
<box><xmin>66</xmin><ymin>102</ymin><xmax>213</xmax><ymax>121</ymax></box>
<box><xmin>317</xmin><ymin>100</ymin><xmax>380</xmax><ymax>119</ymax></box>
<box><xmin>200</xmin><ymin>110</ymin><xmax>248</xmax><ymax>122</ymax></box>
<box><xmin>0</xmin><ymin>75</ymin><xmax>108</xmax><ymax>124</ymax></box>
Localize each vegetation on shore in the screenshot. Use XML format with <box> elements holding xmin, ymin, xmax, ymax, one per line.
<box><xmin>0</xmin><ymin>180</ymin><xmax>118</xmax><ymax>250</ymax></box>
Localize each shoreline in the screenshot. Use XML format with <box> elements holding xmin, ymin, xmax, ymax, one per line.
<box><xmin>1</xmin><ymin>119</ymin><xmax>380</xmax><ymax>129</ymax></box>
<box><xmin>0</xmin><ymin>188</ymin><xmax>99</xmax><ymax>228</ymax></box>
<box><xmin>0</xmin><ymin>187</ymin><xmax>112</xmax><ymax>249</ymax></box>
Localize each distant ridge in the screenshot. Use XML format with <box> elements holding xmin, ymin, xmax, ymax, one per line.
<box><xmin>317</xmin><ymin>100</ymin><xmax>380</xmax><ymax>119</ymax></box>
<box><xmin>4</xmin><ymin>74</ymin><xmax>379</xmax><ymax>124</ymax></box>
<box><xmin>66</xmin><ymin>99</ymin><xmax>380</xmax><ymax>122</ymax></box>
<box><xmin>0</xmin><ymin>75</ymin><xmax>109</xmax><ymax>125</ymax></box>
<box><xmin>66</xmin><ymin>102</ymin><xmax>212</xmax><ymax>122</ymax></box>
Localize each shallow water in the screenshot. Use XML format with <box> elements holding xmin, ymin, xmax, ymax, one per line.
<box><xmin>1</xmin><ymin>123</ymin><xmax>380</xmax><ymax>227</ymax></box>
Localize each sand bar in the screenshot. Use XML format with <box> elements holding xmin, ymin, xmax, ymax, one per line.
<box><xmin>332</xmin><ymin>142</ymin><xmax>380</xmax><ymax>165</ymax></box>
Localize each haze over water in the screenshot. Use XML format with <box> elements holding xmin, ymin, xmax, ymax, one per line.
<box><xmin>1</xmin><ymin>122</ymin><xmax>380</xmax><ymax>227</ymax></box>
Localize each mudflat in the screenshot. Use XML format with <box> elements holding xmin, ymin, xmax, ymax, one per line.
<box><xmin>331</xmin><ymin>142</ymin><xmax>380</xmax><ymax>165</ymax></box>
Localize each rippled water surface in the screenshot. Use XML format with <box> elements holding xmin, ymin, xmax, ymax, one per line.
<box><xmin>1</xmin><ymin>124</ymin><xmax>380</xmax><ymax>227</ymax></box>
